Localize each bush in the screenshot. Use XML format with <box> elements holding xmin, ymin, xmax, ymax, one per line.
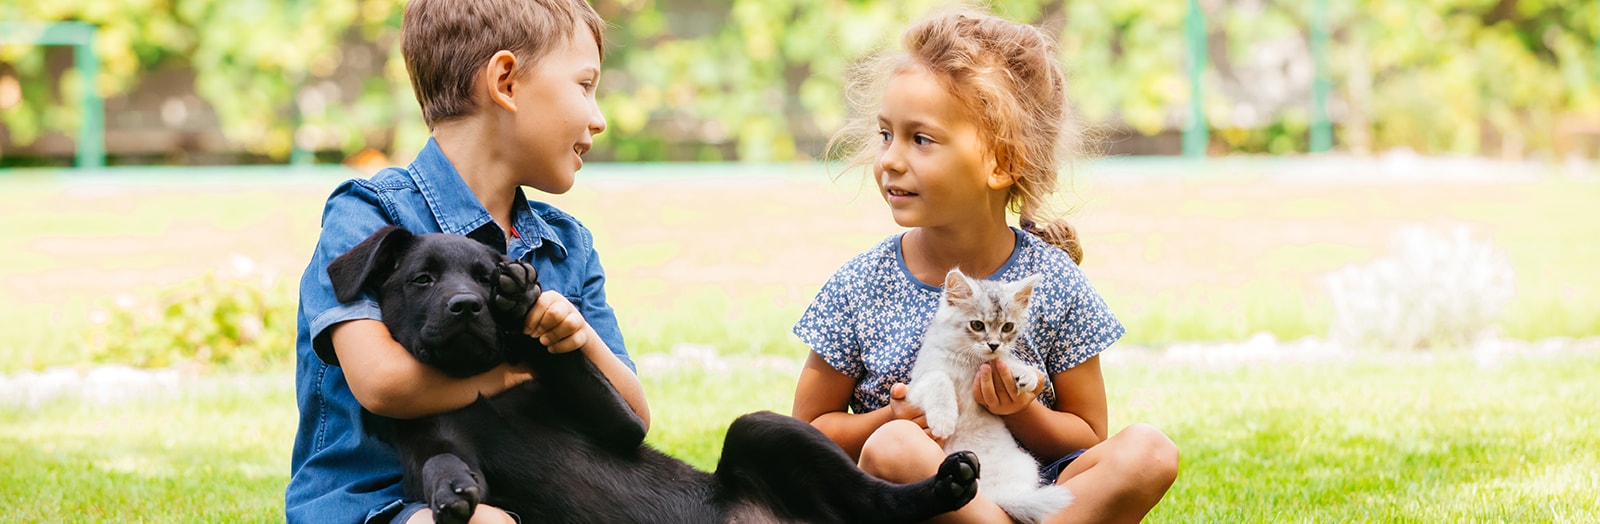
<box><xmin>1324</xmin><ymin>225</ymin><xmax>1514</xmax><ymax>350</ymax></box>
<box><xmin>85</xmin><ymin>255</ymin><xmax>295</xmax><ymax>371</ymax></box>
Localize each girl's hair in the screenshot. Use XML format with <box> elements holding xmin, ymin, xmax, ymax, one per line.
<box><xmin>827</xmin><ymin>7</ymin><xmax>1090</xmax><ymax>264</ymax></box>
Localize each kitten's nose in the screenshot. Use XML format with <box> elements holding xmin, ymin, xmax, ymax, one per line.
<box><xmin>987</xmin><ymin>343</ymin><xmax>1000</xmax><ymax>352</ymax></box>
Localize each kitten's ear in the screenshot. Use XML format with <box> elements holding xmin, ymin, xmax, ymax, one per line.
<box><xmin>942</xmin><ymin>268</ymin><xmax>975</xmax><ymax>306</ymax></box>
<box><xmin>1010</xmin><ymin>273</ymin><xmax>1044</xmax><ymax>307</ymax></box>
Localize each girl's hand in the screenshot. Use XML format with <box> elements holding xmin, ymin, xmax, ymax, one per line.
<box><xmin>973</xmin><ymin>359</ymin><xmax>1045</xmax><ymax>416</ymax></box>
<box><xmin>888</xmin><ymin>383</ymin><xmax>942</xmax><ymax>445</ymax></box>
<box><xmin>522</xmin><ymin>290</ymin><xmax>593</xmax><ymax>354</ymax></box>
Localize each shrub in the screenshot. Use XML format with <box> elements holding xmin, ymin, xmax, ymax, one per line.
<box><xmin>1324</xmin><ymin>225</ymin><xmax>1514</xmax><ymax>350</ymax></box>
<box><xmin>85</xmin><ymin>255</ymin><xmax>296</xmax><ymax>371</ymax></box>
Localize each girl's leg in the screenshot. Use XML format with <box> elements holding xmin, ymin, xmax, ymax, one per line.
<box><xmin>858</xmin><ymin>419</ymin><xmax>1013</xmax><ymax>523</ymax></box>
<box><xmin>1045</xmin><ymin>423</ymin><xmax>1179</xmax><ymax>524</ymax></box>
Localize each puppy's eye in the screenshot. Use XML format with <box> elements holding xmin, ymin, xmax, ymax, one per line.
<box><xmin>410</xmin><ymin>274</ymin><xmax>434</xmax><ymax>286</ymax></box>
<box><xmin>968</xmin><ymin>320</ymin><xmax>985</xmax><ymax>332</ymax></box>
<box><xmin>1000</xmin><ymin>322</ymin><xmax>1014</xmax><ymax>333</ymax></box>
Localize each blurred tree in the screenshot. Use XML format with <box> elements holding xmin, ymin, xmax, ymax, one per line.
<box><xmin>2</xmin><ymin>0</ymin><xmax>1596</xmax><ymax>162</ymax></box>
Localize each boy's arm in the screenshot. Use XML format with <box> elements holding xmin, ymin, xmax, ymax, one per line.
<box><xmin>523</xmin><ymin>290</ymin><xmax>651</xmax><ymax>430</ymax></box>
<box><xmin>985</xmin><ymin>355</ymin><xmax>1108</xmax><ymax>459</ymax></box>
<box><xmin>331</xmin><ymin>319</ymin><xmax>533</xmax><ymax>419</ymax></box>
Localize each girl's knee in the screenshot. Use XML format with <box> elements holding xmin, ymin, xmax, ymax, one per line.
<box><xmin>859</xmin><ymin>420</ymin><xmax>941</xmax><ymax>482</ymax></box>
<box><xmin>1111</xmin><ymin>423</ymin><xmax>1180</xmax><ymax>490</ymax></box>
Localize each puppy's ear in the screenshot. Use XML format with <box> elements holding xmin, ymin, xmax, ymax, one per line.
<box><xmin>328</xmin><ymin>226</ymin><xmax>414</xmax><ymax>303</ymax></box>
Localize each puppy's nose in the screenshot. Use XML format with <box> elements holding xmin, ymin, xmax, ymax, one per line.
<box><xmin>447</xmin><ymin>294</ymin><xmax>485</xmax><ymax>316</ymax></box>
<box><xmin>987</xmin><ymin>343</ymin><xmax>1000</xmax><ymax>352</ymax></box>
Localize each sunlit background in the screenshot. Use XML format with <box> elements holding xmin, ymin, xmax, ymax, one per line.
<box><xmin>2</xmin><ymin>1</ymin><xmax>1597</xmax><ymax>522</ymax></box>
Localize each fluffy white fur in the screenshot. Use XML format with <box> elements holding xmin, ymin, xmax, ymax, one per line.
<box><xmin>907</xmin><ymin>269</ymin><xmax>1072</xmax><ymax>524</ymax></box>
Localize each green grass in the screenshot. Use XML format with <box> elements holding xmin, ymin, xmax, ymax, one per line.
<box><xmin>2</xmin><ymin>164</ymin><xmax>1598</xmax><ymax>521</ymax></box>
<box><xmin>4</xmin><ymin>351</ymin><xmax>1595</xmax><ymax>522</ymax></box>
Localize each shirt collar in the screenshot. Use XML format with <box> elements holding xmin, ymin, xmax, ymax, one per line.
<box><xmin>406</xmin><ymin>137</ymin><xmax>569</xmax><ymax>259</ymax></box>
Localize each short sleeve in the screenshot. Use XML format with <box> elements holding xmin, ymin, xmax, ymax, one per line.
<box><xmin>1034</xmin><ymin>263</ymin><xmax>1126</xmax><ymax>375</ymax></box>
<box><xmin>300</xmin><ymin>178</ymin><xmax>395</xmax><ymax>365</ymax></box>
<box><xmin>570</xmin><ymin>229</ymin><xmax>635</xmax><ymax>373</ymax></box>
<box><xmin>792</xmin><ymin>265</ymin><xmax>865</xmax><ymax>378</ymax></box>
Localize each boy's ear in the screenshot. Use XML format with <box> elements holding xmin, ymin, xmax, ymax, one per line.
<box><xmin>328</xmin><ymin>226</ymin><xmax>415</xmax><ymax>303</ymax></box>
<box><xmin>484</xmin><ymin>50</ymin><xmax>520</xmax><ymax>113</ymax></box>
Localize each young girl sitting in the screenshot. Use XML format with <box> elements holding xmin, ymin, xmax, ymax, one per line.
<box><xmin>791</xmin><ymin>8</ymin><xmax>1179</xmax><ymax>523</ymax></box>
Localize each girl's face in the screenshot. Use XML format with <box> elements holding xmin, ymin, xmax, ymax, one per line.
<box><xmin>874</xmin><ymin>66</ymin><xmax>1011</xmax><ymax>230</ymax></box>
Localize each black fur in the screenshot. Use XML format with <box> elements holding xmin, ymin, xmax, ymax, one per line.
<box><xmin>328</xmin><ymin>226</ymin><xmax>981</xmax><ymax>524</ymax></box>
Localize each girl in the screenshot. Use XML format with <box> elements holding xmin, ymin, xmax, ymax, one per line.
<box><xmin>791</xmin><ymin>8</ymin><xmax>1179</xmax><ymax>523</ymax></box>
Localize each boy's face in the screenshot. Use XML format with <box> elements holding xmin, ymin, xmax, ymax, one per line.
<box><xmin>510</xmin><ymin>22</ymin><xmax>606</xmax><ymax>195</ymax></box>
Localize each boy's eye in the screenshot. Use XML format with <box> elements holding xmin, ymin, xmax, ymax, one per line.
<box><xmin>410</xmin><ymin>274</ymin><xmax>434</xmax><ymax>286</ymax></box>
<box><xmin>968</xmin><ymin>320</ymin><xmax>985</xmax><ymax>332</ymax></box>
<box><xmin>878</xmin><ymin>130</ymin><xmax>892</xmax><ymax>143</ymax></box>
<box><xmin>1000</xmin><ymin>322</ymin><xmax>1014</xmax><ymax>333</ymax></box>
<box><xmin>913</xmin><ymin>134</ymin><xmax>933</xmax><ymax>146</ymax></box>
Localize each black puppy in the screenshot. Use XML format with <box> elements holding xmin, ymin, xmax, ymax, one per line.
<box><xmin>328</xmin><ymin>226</ymin><xmax>981</xmax><ymax>524</ymax></box>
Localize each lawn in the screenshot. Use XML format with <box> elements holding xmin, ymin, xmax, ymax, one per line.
<box><xmin>1</xmin><ymin>159</ymin><xmax>1597</xmax><ymax>521</ymax></box>
<box><xmin>6</xmin><ymin>349</ymin><xmax>1596</xmax><ymax>522</ymax></box>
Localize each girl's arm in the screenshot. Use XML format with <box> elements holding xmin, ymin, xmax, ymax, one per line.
<box><xmin>793</xmin><ymin>352</ymin><xmax>899</xmax><ymax>461</ymax></box>
<box><xmin>331</xmin><ymin>319</ymin><xmax>533</xmax><ymax>419</ymax></box>
<box><xmin>983</xmin><ymin>355</ymin><xmax>1109</xmax><ymax>460</ymax></box>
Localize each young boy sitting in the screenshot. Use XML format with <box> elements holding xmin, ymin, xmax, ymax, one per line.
<box><xmin>284</xmin><ymin>1</ymin><xmax>648</xmax><ymax>523</ymax></box>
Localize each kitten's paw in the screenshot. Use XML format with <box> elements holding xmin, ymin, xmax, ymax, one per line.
<box><xmin>925</xmin><ymin>412</ymin><xmax>956</xmax><ymax>439</ymax></box>
<box><xmin>932</xmin><ymin>451</ymin><xmax>981</xmax><ymax>509</ymax></box>
<box><xmin>491</xmin><ymin>261</ymin><xmax>541</xmax><ymax>326</ymax></box>
<box><xmin>1012</xmin><ymin>366</ymin><xmax>1040</xmax><ymax>395</ymax></box>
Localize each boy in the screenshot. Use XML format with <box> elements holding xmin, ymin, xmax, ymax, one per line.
<box><xmin>284</xmin><ymin>1</ymin><xmax>648</xmax><ymax>523</ymax></box>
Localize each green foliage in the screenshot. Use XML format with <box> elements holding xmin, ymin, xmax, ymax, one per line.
<box><xmin>4</xmin><ymin>0</ymin><xmax>1598</xmax><ymax>160</ymax></box>
<box><xmin>85</xmin><ymin>267</ymin><xmax>295</xmax><ymax>371</ymax></box>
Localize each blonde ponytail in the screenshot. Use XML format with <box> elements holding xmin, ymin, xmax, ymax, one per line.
<box><xmin>1020</xmin><ymin>216</ymin><xmax>1083</xmax><ymax>265</ymax></box>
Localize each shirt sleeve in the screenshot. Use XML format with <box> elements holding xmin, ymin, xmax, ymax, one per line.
<box><xmin>1035</xmin><ymin>263</ymin><xmax>1126</xmax><ymax>375</ymax></box>
<box><xmin>571</xmin><ymin>230</ymin><xmax>635</xmax><ymax>373</ymax></box>
<box><xmin>300</xmin><ymin>178</ymin><xmax>395</xmax><ymax>366</ymax></box>
<box><xmin>792</xmin><ymin>264</ymin><xmax>865</xmax><ymax>378</ymax></box>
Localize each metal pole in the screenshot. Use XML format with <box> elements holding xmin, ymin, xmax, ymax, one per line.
<box><xmin>1310</xmin><ymin>0</ymin><xmax>1332</xmax><ymax>153</ymax></box>
<box><xmin>76</xmin><ymin>33</ymin><xmax>104</xmax><ymax>168</ymax></box>
<box><xmin>1184</xmin><ymin>0</ymin><xmax>1208</xmax><ymax>158</ymax></box>
<box><xmin>0</xmin><ymin>22</ymin><xmax>104</xmax><ymax>168</ymax></box>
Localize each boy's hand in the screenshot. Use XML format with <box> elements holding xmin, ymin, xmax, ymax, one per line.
<box><xmin>973</xmin><ymin>360</ymin><xmax>1045</xmax><ymax>416</ymax></box>
<box><xmin>522</xmin><ymin>290</ymin><xmax>593</xmax><ymax>354</ymax></box>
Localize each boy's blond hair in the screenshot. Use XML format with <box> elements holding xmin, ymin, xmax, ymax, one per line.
<box><xmin>402</xmin><ymin>0</ymin><xmax>604</xmax><ymax>129</ymax></box>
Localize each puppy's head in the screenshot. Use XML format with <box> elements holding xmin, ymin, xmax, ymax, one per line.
<box><xmin>328</xmin><ymin>226</ymin><xmax>509</xmax><ymax>377</ymax></box>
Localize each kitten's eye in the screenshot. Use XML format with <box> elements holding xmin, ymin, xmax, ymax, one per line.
<box><xmin>968</xmin><ymin>320</ymin><xmax>985</xmax><ymax>332</ymax></box>
<box><xmin>1001</xmin><ymin>322</ymin><xmax>1014</xmax><ymax>333</ymax></box>
<box><xmin>410</xmin><ymin>274</ymin><xmax>434</xmax><ymax>286</ymax></box>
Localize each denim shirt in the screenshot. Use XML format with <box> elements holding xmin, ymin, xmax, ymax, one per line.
<box><xmin>286</xmin><ymin>138</ymin><xmax>634</xmax><ymax>524</ymax></box>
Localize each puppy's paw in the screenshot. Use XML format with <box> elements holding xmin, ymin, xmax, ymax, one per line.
<box><xmin>932</xmin><ymin>451</ymin><xmax>980</xmax><ymax>509</ymax></box>
<box><xmin>430</xmin><ymin>476</ymin><xmax>481</xmax><ymax>524</ymax></box>
<box><xmin>491</xmin><ymin>261</ymin><xmax>541</xmax><ymax>325</ymax></box>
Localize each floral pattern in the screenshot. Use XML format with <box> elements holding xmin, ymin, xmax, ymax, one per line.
<box><xmin>794</xmin><ymin>229</ymin><xmax>1125</xmax><ymax>415</ymax></box>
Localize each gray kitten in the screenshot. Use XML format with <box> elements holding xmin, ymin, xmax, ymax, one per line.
<box><xmin>907</xmin><ymin>269</ymin><xmax>1072</xmax><ymax>524</ymax></box>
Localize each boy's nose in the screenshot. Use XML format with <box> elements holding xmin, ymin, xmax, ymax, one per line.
<box><xmin>589</xmin><ymin>104</ymin><xmax>607</xmax><ymax>136</ymax></box>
